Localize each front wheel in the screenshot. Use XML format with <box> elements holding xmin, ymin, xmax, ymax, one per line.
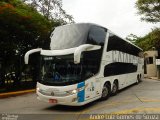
<box><xmin>101</xmin><ymin>84</ymin><xmax>110</xmax><ymax>100</ymax></box>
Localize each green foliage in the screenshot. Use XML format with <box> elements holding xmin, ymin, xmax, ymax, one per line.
<box><xmin>136</xmin><ymin>0</ymin><xmax>160</xmax><ymax>23</ymax></box>
<box><xmin>24</xmin><ymin>0</ymin><xmax>74</xmax><ymax>24</ymax></box>
<box><xmin>134</xmin><ymin>28</ymin><xmax>160</xmax><ymax>51</ymax></box>
<box><xmin>0</xmin><ymin>0</ymin><xmax>61</xmax><ymax>83</ymax></box>
<box><xmin>0</xmin><ymin>0</ymin><xmax>53</xmax><ymax>50</ymax></box>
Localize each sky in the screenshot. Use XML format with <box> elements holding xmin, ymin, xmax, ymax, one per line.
<box><xmin>62</xmin><ymin>0</ymin><xmax>159</xmax><ymax>39</ymax></box>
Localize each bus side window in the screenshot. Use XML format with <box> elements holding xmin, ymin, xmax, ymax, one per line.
<box><xmin>107</xmin><ymin>33</ymin><xmax>141</xmax><ymax>57</ymax></box>
<box><xmin>104</xmin><ymin>62</ymin><xmax>137</xmax><ymax>77</ymax></box>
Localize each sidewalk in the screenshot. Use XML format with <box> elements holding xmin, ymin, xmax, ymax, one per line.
<box><xmin>149</xmin><ymin>77</ymin><xmax>160</xmax><ymax>81</ymax></box>
<box><xmin>0</xmin><ymin>89</ymin><xmax>35</xmax><ymax>98</ymax></box>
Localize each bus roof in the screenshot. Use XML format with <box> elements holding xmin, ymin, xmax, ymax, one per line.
<box><xmin>53</xmin><ymin>23</ymin><xmax>143</xmax><ymax>51</ymax></box>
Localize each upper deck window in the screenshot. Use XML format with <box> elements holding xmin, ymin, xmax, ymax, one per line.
<box><xmin>107</xmin><ymin>33</ymin><xmax>141</xmax><ymax>56</ymax></box>
<box><xmin>87</xmin><ymin>26</ymin><xmax>106</xmax><ymax>46</ymax></box>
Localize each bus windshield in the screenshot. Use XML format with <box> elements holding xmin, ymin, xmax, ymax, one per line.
<box><xmin>39</xmin><ymin>50</ymin><xmax>102</xmax><ymax>86</ymax></box>
<box><xmin>40</xmin><ymin>55</ymin><xmax>83</xmax><ymax>85</ymax></box>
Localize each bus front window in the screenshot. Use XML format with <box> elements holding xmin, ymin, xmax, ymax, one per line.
<box><xmin>39</xmin><ymin>50</ymin><xmax>102</xmax><ymax>86</ymax></box>
<box><xmin>40</xmin><ymin>55</ymin><xmax>83</xmax><ymax>86</ymax></box>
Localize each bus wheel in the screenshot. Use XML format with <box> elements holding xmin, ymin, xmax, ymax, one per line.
<box><xmin>101</xmin><ymin>84</ymin><xmax>110</xmax><ymax>100</ymax></box>
<box><xmin>139</xmin><ymin>74</ymin><xmax>142</xmax><ymax>82</ymax></box>
<box><xmin>137</xmin><ymin>74</ymin><xmax>142</xmax><ymax>83</ymax></box>
<box><xmin>111</xmin><ymin>81</ymin><xmax>118</xmax><ymax>96</ymax></box>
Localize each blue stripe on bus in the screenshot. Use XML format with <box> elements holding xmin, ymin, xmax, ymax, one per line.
<box><xmin>77</xmin><ymin>82</ymin><xmax>85</xmax><ymax>102</ymax></box>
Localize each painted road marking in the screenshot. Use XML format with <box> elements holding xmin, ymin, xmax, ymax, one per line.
<box><xmin>139</xmin><ymin>97</ymin><xmax>160</xmax><ymax>102</ymax></box>
<box><xmin>80</xmin><ymin>97</ymin><xmax>160</xmax><ymax>114</ymax></box>
<box><xmin>0</xmin><ymin>89</ymin><xmax>35</xmax><ymax>98</ymax></box>
<box><xmin>80</xmin><ymin>99</ymin><xmax>138</xmax><ymax>114</ymax></box>
<box><xmin>111</xmin><ymin>107</ymin><xmax>160</xmax><ymax>114</ymax></box>
<box><xmin>78</xmin><ymin>107</ymin><xmax>160</xmax><ymax>120</ymax></box>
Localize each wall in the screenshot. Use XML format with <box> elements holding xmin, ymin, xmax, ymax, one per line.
<box><xmin>144</xmin><ymin>51</ymin><xmax>158</xmax><ymax>77</ymax></box>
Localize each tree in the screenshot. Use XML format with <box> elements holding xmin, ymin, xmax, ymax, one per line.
<box><xmin>23</xmin><ymin>0</ymin><xmax>74</xmax><ymax>24</ymax></box>
<box><xmin>0</xmin><ymin>0</ymin><xmax>61</xmax><ymax>85</ymax></box>
<box><xmin>134</xmin><ymin>28</ymin><xmax>160</xmax><ymax>51</ymax></box>
<box><xmin>136</xmin><ymin>0</ymin><xmax>160</xmax><ymax>23</ymax></box>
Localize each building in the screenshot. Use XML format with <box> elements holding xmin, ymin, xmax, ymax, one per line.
<box><xmin>144</xmin><ymin>50</ymin><xmax>160</xmax><ymax>79</ymax></box>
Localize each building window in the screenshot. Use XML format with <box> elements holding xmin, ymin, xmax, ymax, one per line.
<box><xmin>146</xmin><ymin>57</ymin><xmax>153</xmax><ymax>64</ymax></box>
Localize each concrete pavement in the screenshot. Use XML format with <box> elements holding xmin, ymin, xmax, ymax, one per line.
<box><xmin>0</xmin><ymin>79</ymin><xmax>160</xmax><ymax>120</ymax></box>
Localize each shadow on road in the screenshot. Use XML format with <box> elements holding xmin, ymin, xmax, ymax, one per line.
<box><xmin>44</xmin><ymin>100</ymin><xmax>100</xmax><ymax>112</ymax></box>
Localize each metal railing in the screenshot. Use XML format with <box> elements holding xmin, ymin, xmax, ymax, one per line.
<box><xmin>0</xmin><ymin>73</ymin><xmax>36</xmax><ymax>93</ymax></box>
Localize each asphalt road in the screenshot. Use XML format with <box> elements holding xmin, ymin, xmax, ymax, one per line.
<box><xmin>0</xmin><ymin>79</ymin><xmax>160</xmax><ymax>120</ymax></box>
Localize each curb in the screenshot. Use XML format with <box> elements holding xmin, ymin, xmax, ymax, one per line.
<box><xmin>149</xmin><ymin>77</ymin><xmax>160</xmax><ymax>81</ymax></box>
<box><xmin>0</xmin><ymin>89</ymin><xmax>36</xmax><ymax>99</ymax></box>
<box><xmin>144</xmin><ymin>77</ymin><xmax>160</xmax><ymax>81</ymax></box>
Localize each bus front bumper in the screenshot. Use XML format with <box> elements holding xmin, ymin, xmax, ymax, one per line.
<box><xmin>36</xmin><ymin>90</ymin><xmax>86</xmax><ymax>106</ymax></box>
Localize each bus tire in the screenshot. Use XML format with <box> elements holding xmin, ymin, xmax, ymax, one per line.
<box><xmin>101</xmin><ymin>84</ymin><xmax>110</xmax><ymax>100</ymax></box>
<box><xmin>111</xmin><ymin>81</ymin><xmax>118</xmax><ymax>96</ymax></box>
<box><xmin>137</xmin><ymin>74</ymin><xmax>142</xmax><ymax>83</ymax></box>
<box><xmin>136</xmin><ymin>75</ymin><xmax>139</xmax><ymax>84</ymax></box>
<box><xmin>139</xmin><ymin>74</ymin><xmax>142</xmax><ymax>82</ymax></box>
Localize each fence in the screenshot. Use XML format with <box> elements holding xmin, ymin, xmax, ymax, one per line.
<box><xmin>0</xmin><ymin>72</ymin><xmax>36</xmax><ymax>93</ymax></box>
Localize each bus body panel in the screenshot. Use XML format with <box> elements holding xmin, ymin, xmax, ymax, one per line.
<box><xmin>37</xmin><ymin>79</ymin><xmax>102</xmax><ymax>106</ymax></box>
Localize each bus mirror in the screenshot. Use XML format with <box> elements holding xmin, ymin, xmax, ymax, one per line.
<box><xmin>24</xmin><ymin>48</ymin><xmax>42</xmax><ymax>64</ymax></box>
<box><xmin>74</xmin><ymin>44</ymin><xmax>101</xmax><ymax>64</ymax></box>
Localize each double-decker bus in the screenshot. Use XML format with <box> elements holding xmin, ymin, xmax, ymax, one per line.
<box><xmin>24</xmin><ymin>23</ymin><xmax>143</xmax><ymax>106</ymax></box>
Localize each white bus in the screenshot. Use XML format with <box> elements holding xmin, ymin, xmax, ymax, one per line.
<box><xmin>24</xmin><ymin>23</ymin><xmax>143</xmax><ymax>106</ymax></box>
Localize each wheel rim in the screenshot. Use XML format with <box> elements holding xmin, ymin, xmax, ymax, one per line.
<box><xmin>102</xmin><ymin>87</ymin><xmax>108</xmax><ymax>98</ymax></box>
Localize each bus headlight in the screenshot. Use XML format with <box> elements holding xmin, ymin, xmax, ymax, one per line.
<box><xmin>66</xmin><ymin>86</ymin><xmax>86</xmax><ymax>95</ymax></box>
<box><xmin>37</xmin><ymin>87</ymin><xmax>40</xmax><ymax>92</ymax></box>
<box><xmin>67</xmin><ymin>83</ymin><xmax>89</xmax><ymax>95</ymax></box>
<box><xmin>66</xmin><ymin>89</ymin><xmax>78</xmax><ymax>95</ymax></box>
<box><xmin>72</xmin><ymin>90</ymin><xmax>77</xmax><ymax>94</ymax></box>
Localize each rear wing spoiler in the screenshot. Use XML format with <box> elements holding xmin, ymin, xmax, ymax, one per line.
<box><xmin>24</xmin><ymin>44</ymin><xmax>101</xmax><ymax>64</ymax></box>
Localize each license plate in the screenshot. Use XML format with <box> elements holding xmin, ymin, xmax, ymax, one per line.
<box><xmin>49</xmin><ymin>99</ymin><xmax>57</xmax><ymax>103</ymax></box>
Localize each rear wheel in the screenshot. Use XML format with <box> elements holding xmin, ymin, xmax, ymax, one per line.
<box><xmin>137</xmin><ymin>74</ymin><xmax>142</xmax><ymax>83</ymax></box>
<box><xmin>111</xmin><ymin>81</ymin><xmax>118</xmax><ymax>95</ymax></box>
<box><xmin>101</xmin><ymin>84</ymin><xmax>110</xmax><ymax>100</ymax></box>
<box><xmin>139</xmin><ymin>74</ymin><xmax>142</xmax><ymax>82</ymax></box>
